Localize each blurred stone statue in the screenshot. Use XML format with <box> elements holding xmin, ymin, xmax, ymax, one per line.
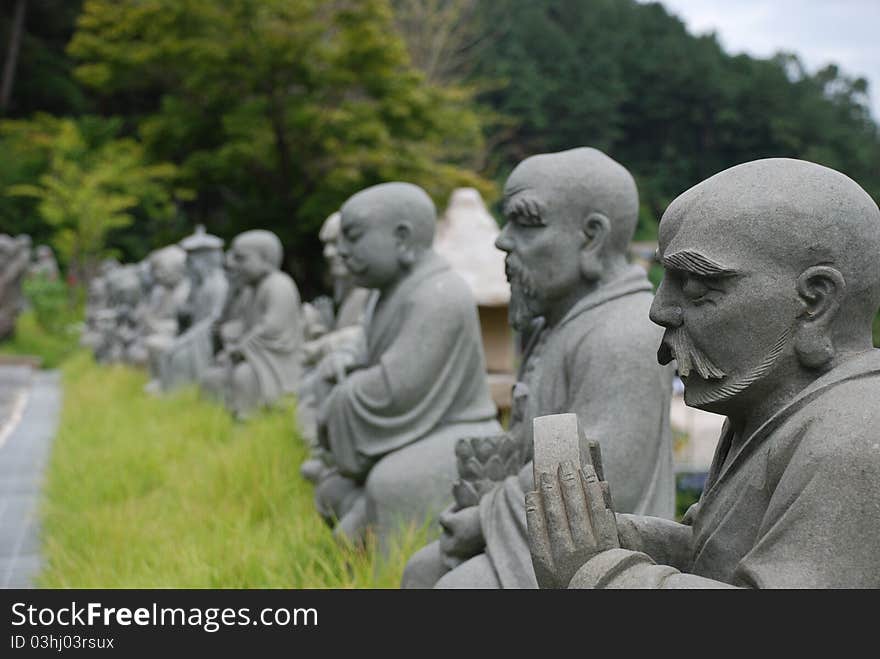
<box><xmin>313</xmin><ymin>182</ymin><xmax>501</xmax><ymax>547</ymax></box>
<box><xmin>200</xmin><ymin>230</ymin><xmax>303</xmax><ymax>419</ymax></box>
<box><xmin>150</xmin><ymin>226</ymin><xmax>227</xmax><ymax>392</ymax></box>
<box><xmin>527</xmin><ymin>158</ymin><xmax>880</xmax><ymax>589</ymax></box>
<box><xmin>127</xmin><ymin>246</ymin><xmax>191</xmax><ymax>374</ymax></box>
<box><xmin>95</xmin><ymin>264</ymin><xmax>142</xmax><ymax>363</ymax></box>
<box><xmin>28</xmin><ymin>244</ymin><xmax>60</xmax><ymax>281</ymax></box>
<box><xmin>81</xmin><ymin>258</ymin><xmax>120</xmax><ymax>352</ymax></box>
<box><xmin>0</xmin><ymin>234</ymin><xmax>32</xmax><ymax>340</ymax></box>
<box><xmin>298</xmin><ymin>211</ymin><xmax>371</xmax><ymax>483</ymax></box>
<box><xmin>402</xmin><ymin>147</ymin><xmax>675</xmax><ymax>588</ymax></box>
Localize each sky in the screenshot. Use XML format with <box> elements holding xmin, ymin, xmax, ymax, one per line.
<box><xmin>642</xmin><ymin>0</ymin><xmax>880</xmax><ymax>119</ymax></box>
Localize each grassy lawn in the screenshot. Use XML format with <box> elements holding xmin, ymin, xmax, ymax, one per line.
<box><xmin>0</xmin><ymin>311</ymin><xmax>81</xmax><ymax>369</ymax></box>
<box><xmin>39</xmin><ymin>351</ymin><xmax>431</xmax><ymax>587</ymax></box>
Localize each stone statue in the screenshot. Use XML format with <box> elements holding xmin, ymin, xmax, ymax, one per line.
<box><xmin>150</xmin><ymin>226</ymin><xmax>228</xmax><ymax>392</ymax></box>
<box><xmin>199</xmin><ymin>230</ymin><xmax>303</xmax><ymax>419</ymax></box>
<box><xmin>0</xmin><ymin>234</ymin><xmax>31</xmax><ymax>340</ymax></box>
<box><xmin>402</xmin><ymin>147</ymin><xmax>675</xmax><ymax>588</ymax></box>
<box><xmin>313</xmin><ymin>182</ymin><xmax>502</xmax><ymax>547</ymax></box>
<box><xmin>29</xmin><ymin>244</ymin><xmax>60</xmax><ymax>281</ymax></box>
<box><xmin>95</xmin><ymin>264</ymin><xmax>142</xmax><ymax>363</ymax></box>
<box><xmin>130</xmin><ymin>246</ymin><xmax>191</xmax><ymax>375</ymax></box>
<box><xmin>527</xmin><ymin>158</ymin><xmax>880</xmax><ymax>589</ymax></box>
<box><xmin>81</xmin><ymin>258</ymin><xmax>120</xmax><ymax>351</ymax></box>
<box><xmin>298</xmin><ymin>211</ymin><xmax>371</xmax><ymax>483</ymax></box>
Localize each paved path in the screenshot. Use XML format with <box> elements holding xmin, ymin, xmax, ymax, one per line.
<box><xmin>0</xmin><ymin>365</ymin><xmax>61</xmax><ymax>588</ymax></box>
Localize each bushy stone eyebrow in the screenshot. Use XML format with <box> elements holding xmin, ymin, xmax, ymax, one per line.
<box><xmin>661</xmin><ymin>249</ymin><xmax>739</xmax><ymax>277</ymax></box>
<box><xmin>501</xmin><ymin>192</ymin><xmax>546</xmax><ymax>225</ymax></box>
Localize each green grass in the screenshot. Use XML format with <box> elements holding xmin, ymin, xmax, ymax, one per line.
<box><xmin>0</xmin><ymin>310</ymin><xmax>81</xmax><ymax>369</ymax></box>
<box><xmin>40</xmin><ymin>352</ymin><xmax>432</xmax><ymax>587</ymax></box>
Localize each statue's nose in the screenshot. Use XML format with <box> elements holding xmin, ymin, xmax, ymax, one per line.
<box><xmin>495</xmin><ymin>224</ymin><xmax>513</xmax><ymax>253</ymax></box>
<box><xmin>649</xmin><ymin>280</ymin><xmax>683</xmax><ymax>328</ymax></box>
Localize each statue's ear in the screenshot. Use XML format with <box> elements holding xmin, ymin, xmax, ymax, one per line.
<box><xmin>794</xmin><ymin>265</ymin><xmax>846</xmax><ymax>370</ymax></box>
<box><xmin>394</xmin><ymin>222</ymin><xmax>416</xmax><ymax>266</ymax></box>
<box><xmin>578</xmin><ymin>212</ymin><xmax>611</xmax><ymax>279</ymax></box>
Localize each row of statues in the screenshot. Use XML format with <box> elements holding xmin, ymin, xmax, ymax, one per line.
<box><xmin>78</xmin><ymin>146</ymin><xmax>880</xmax><ymax>588</ymax></box>
<box><xmin>81</xmin><ymin>227</ymin><xmax>303</xmax><ymax>420</ymax></box>
<box><xmin>0</xmin><ymin>235</ymin><xmax>60</xmax><ymax>341</ymax></box>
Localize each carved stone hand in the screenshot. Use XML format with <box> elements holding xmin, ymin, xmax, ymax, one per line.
<box><xmin>526</xmin><ymin>460</ymin><xmax>620</xmax><ymax>588</ymax></box>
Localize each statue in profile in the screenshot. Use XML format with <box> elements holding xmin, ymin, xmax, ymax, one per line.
<box><xmin>527</xmin><ymin>158</ymin><xmax>880</xmax><ymax>588</ymax></box>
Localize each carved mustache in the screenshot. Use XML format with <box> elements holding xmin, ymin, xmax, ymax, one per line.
<box><xmin>505</xmin><ymin>255</ymin><xmax>540</xmax><ymax>298</ymax></box>
<box><xmin>658</xmin><ymin>328</ymin><xmax>726</xmax><ymax>380</ymax></box>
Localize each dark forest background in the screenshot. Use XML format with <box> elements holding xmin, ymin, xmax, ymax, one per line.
<box><xmin>2</xmin><ymin>0</ymin><xmax>878</xmax><ymax>299</ymax></box>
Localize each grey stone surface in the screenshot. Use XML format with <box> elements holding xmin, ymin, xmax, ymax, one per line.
<box><xmin>313</xmin><ymin>182</ymin><xmax>501</xmax><ymax>547</ymax></box>
<box><xmin>0</xmin><ymin>367</ymin><xmax>61</xmax><ymax>588</ymax></box>
<box><xmin>0</xmin><ymin>234</ymin><xmax>32</xmax><ymax>341</ymax></box>
<box><xmin>298</xmin><ymin>211</ymin><xmax>370</xmax><ymax>482</ymax></box>
<box><xmin>402</xmin><ymin>147</ymin><xmax>675</xmax><ymax>589</ymax></box>
<box><xmin>156</xmin><ymin>227</ymin><xmax>228</xmax><ymax>390</ymax></box>
<box><xmin>131</xmin><ymin>246</ymin><xmax>191</xmax><ymax>371</ymax></box>
<box><xmin>199</xmin><ymin>230</ymin><xmax>303</xmax><ymax>419</ymax></box>
<box><xmin>527</xmin><ymin>157</ymin><xmax>880</xmax><ymax>588</ymax></box>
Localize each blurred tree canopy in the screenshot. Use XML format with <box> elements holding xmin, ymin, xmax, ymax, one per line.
<box><xmin>464</xmin><ymin>0</ymin><xmax>880</xmax><ymax>239</ymax></box>
<box><xmin>2</xmin><ymin>0</ymin><xmax>880</xmax><ymax>297</ymax></box>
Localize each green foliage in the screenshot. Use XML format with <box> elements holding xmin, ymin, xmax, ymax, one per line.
<box><xmin>4</xmin><ymin>115</ymin><xmax>186</xmax><ymax>279</ymax></box>
<box><xmin>0</xmin><ymin>310</ymin><xmax>81</xmax><ymax>369</ymax></box>
<box><xmin>471</xmin><ymin>0</ymin><xmax>880</xmax><ymax>233</ymax></box>
<box><xmin>40</xmin><ymin>353</ymin><xmax>433</xmax><ymax>587</ymax></box>
<box><xmin>67</xmin><ymin>0</ymin><xmax>493</xmax><ymax>294</ymax></box>
<box><xmin>21</xmin><ymin>274</ymin><xmax>82</xmax><ymax>336</ymax></box>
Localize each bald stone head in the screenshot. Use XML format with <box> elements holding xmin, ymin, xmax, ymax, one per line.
<box><xmin>495</xmin><ymin>147</ymin><xmax>640</xmax><ymax>329</ymax></box>
<box><xmin>651</xmin><ymin>158</ymin><xmax>880</xmax><ymax>420</ymax></box>
<box><xmin>338</xmin><ymin>182</ymin><xmax>437</xmax><ymax>290</ymax></box>
<box><xmin>231</xmin><ymin>230</ymin><xmax>284</xmax><ymax>285</ymax></box>
<box><xmin>319</xmin><ymin>211</ymin><xmax>349</xmax><ymax>279</ymax></box>
<box><xmin>151</xmin><ymin>245</ymin><xmax>187</xmax><ymax>287</ymax></box>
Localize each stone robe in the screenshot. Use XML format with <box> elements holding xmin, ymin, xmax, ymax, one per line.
<box><xmin>318</xmin><ymin>251</ymin><xmax>501</xmax><ymax>542</ymax></box>
<box><xmin>0</xmin><ymin>241</ymin><xmax>30</xmax><ymax>340</ymax></box>
<box><xmin>566</xmin><ymin>349</ymin><xmax>880</xmax><ymax>589</ymax></box>
<box><xmin>235</xmin><ymin>270</ymin><xmax>303</xmax><ymax>407</ymax></box>
<box><xmin>408</xmin><ymin>265</ymin><xmax>675</xmax><ymax>588</ymax></box>
<box><xmin>161</xmin><ymin>269</ymin><xmax>228</xmax><ymax>389</ymax></box>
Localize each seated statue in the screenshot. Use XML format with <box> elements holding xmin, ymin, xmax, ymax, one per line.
<box><xmin>200</xmin><ymin>230</ymin><xmax>303</xmax><ymax>419</ymax></box>
<box><xmin>313</xmin><ymin>182</ymin><xmax>501</xmax><ymax>548</ymax></box>
<box><xmin>131</xmin><ymin>246</ymin><xmax>191</xmax><ymax>375</ymax></box>
<box><xmin>150</xmin><ymin>226</ymin><xmax>228</xmax><ymax>392</ymax></box>
<box><xmin>527</xmin><ymin>158</ymin><xmax>880</xmax><ymax>589</ymax></box>
<box><xmin>298</xmin><ymin>210</ymin><xmax>371</xmax><ymax>483</ymax></box>
<box><xmin>80</xmin><ymin>259</ymin><xmax>120</xmax><ymax>351</ymax></box>
<box><xmin>402</xmin><ymin>147</ymin><xmax>675</xmax><ymax>588</ymax></box>
<box><xmin>0</xmin><ymin>234</ymin><xmax>31</xmax><ymax>341</ymax></box>
<box><xmin>95</xmin><ymin>264</ymin><xmax>142</xmax><ymax>363</ymax></box>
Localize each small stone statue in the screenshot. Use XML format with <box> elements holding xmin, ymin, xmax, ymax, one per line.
<box><xmin>80</xmin><ymin>259</ymin><xmax>120</xmax><ymax>351</ymax></box>
<box><xmin>0</xmin><ymin>234</ymin><xmax>32</xmax><ymax>340</ymax></box>
<box><xmin>200</xmin><ymin>230</ymin><xmax>303</xmax><ymax>418</ymax></box>
<box><xmin>527</xmin><ymin>158</ymin><xmax>880</xmax><ymax>588</ymax></box>
<box><xmin>95</xmin><ymin>264</ymin><xmax>142</xmax><ymax>363</ymax></box>
<box><xmin>313</xmin><ymin>182</ymin><xmax>501</xmax><ymax>548</ymax></box>
<box><xmin>131</xmin><ymin>246</ymin><xmax>191</xmax><ymax>376</ymax></box>
<box><xmin>298</xmin><ymin>211</ymin><xmax>371</xmax><ymax>483</ymax></box>
<box><xmin>151</xmin><ymin>226</ymin><xmax>228</xmax><ymax>392</ymax></box>
<box><xmin>402</xmin><ymin>147</ymin><xmax>674</xmax><ymax>588</ymax></box>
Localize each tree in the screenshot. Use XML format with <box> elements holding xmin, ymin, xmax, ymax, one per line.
<box><xmin>67</xmin><ymin>0</ymin><xmax>493</xmax><ymax>295</ymax></box>
<box><xmin>5</xmin><ymin>115</ymin><xmax>186</xmax><ymax>283</ymax></box>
